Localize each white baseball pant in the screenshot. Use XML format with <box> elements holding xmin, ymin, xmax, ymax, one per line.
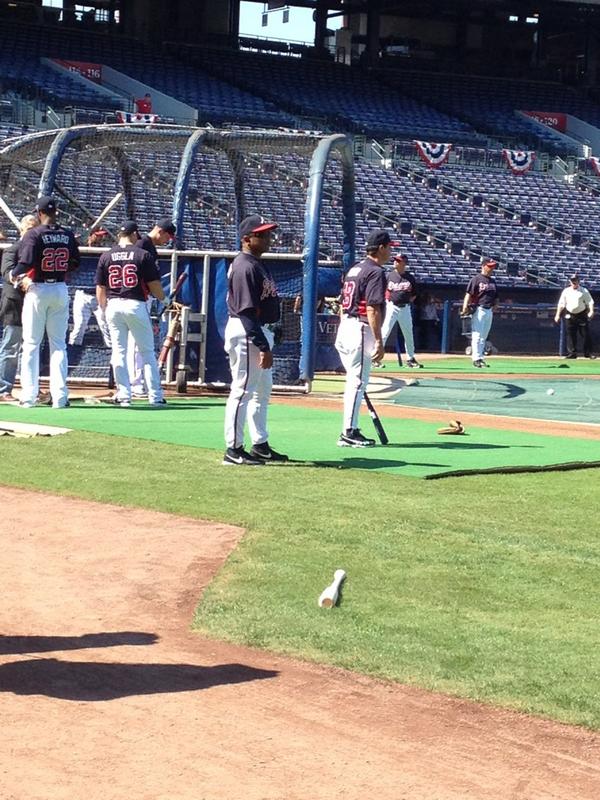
<box><xmin>380</xmin><ymin>300</ymin><xmax>415</xmax><ymax>359</ymax></box>
<box><xmin>127</xmin><ymin>298</ymin><xmax>155</xmax><ymax>396</ymax></box>
<box><xmin>20</xmin><ymin>282</ymin><xmax>69</xmax><ymax>407</ymax></box>
<box><xmin>224</xmin><ymin>317</ymin><xmax>274</xmax><ymax>449</ymax></box>
<box><xmin>471</xmin><ymin>306</ymin><xmax>493</xmax><ymax>362</ymax></box>
<box><xmin>105</xmin><ymin>298</ymin><xmax>163</xmax><ymax>404</ymax></box>
<box><xmin>335</xmin><ymin>316</ymin><xmax>376</xmax><ymax>431</ymax></box>
<box><xmin>69</xmin><ymin>289</ymin><xmax>112</xmax><ymax>347</ymax></box>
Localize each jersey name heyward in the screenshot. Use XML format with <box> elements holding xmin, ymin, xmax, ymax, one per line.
<box><xmin>41</xmin><ymin>233</ymin><xmax>71</xmax><ymax>246</ymax></box>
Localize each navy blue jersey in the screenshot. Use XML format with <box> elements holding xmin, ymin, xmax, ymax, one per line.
<box><xmin>341</xmin><ymin>257</ymin><xmax>386</xmax><ymax>318</ymax></box>
<box><xmin>227</xmin><ymin>252</ymin><xmax>280</xmax><ymax>324</ymax></box>
<box><xmin>386</xmin><ymin>270</ymin><xmax>416</xmax><ymax>306</ymax></box>
<box><xmin>466</xmin><ymin>273</ymin><xmax>498</xmax><ymax>308</ymax></box>
<box><xmin>15</xmin><ymin>223</ymin><xmax>79</xmax><ymax>282</ymax></box>
<box><xmin>138</xmin><ymin>234</ymin><xmax>159</xmax><ymax>264</ymax></box>
<box><xmin>96</xmin><ymin>244</ymin><xmax>160</xmax><ymax>301</ymax></box>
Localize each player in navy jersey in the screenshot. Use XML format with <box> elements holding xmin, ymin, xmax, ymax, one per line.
<box><xmin>223</xmin><ymin>214</ymin><xmax>288</xmax><ymax>465</ymax></box>
<box><xmin>95</xmin><ymin>220</ymin><xmax>166</xmax><ymax>406</ymax></box>
<box><xmin>334</xmin><ymin>229</ymin><xmax>390</xmax><ymax>447</ymax></box>
<box><xmin>129</xmin><ymin>217</ymin><xmax>176</xmax><ymax>397</ymax></box>
<box><xmin>379</xmin><ymin>254</ymin><xmax>423</xmax><ymax>368</ymax></box>
<box><xmin>461</xmin><ymin>259</ymin><xmax>499</xmax><ymax>367</ymax></box>
<box><xmin>11</xmin><ymin>196</ymin><xmax>79</xmax><ymax>408</ymax></box>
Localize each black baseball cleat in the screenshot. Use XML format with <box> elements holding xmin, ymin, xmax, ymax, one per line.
<box><xmin>473</xmin><ymin>359</ymin><xmax>487</xmax><ymax>368</ymax></box>
<box><xmin>149</xmin><ymin>399</ymin><xmax>168</xmax><ymax>406</ymax></box>
<box><xmin>250</xmin><ymin>442</ymin><xmax>289</xmax><ymax>462</ymax></box>
<box><xmin>222</xmin><ymin>446</ymin><xmax>265</xmax><ymax>466</ymax></box>
<box><xmin>337</xmin><ymin>428</ymin><xmax>376</xmax><ymax>448</ymax></box>
<box><xmin>406</xmin><ymin>358</ymin><xmax>423</xmax><ymax>368</ymax></box>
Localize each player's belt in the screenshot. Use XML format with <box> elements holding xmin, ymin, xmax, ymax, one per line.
<box><xmin>36</xmin><ymin>278</ymin><xmax>62</xmax><ymax>283</ymax></box>
<box><xmin>394</xmin><ymin>302</ymin><xmax>407</xmax><ymax>307</ymax></box>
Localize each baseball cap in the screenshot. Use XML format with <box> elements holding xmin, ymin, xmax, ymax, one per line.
<box><xmin>36</xmin><ymin>195</ymin><xmax>57</xmax><ymax>214</ymax></box>
<box><xmin>119</xmin><ymin>220</ymin><xmax>139</xmax><ymax>236</ymax></box>
<box><xmin>569</xmin><ymin>273</ymin><xmax>580</xmax><ymax>282</ymax></box>
<box><xmin>393</xmin><ymin>253</ymin><xmax>408</xmax><ymax>263</ymax></box>
<box><xmin>239</xmin><ymin>214</ymin><xmax>278</xmax><ymax>239</ymax></box>
<box><xmin>366</xmin><ymin>229</ymin><xmax>399</xmax><ymax>249</ymax></box>
<box><xmin>91</xmin><ymin>227</ymin><xmax>108</xmax><ymax>237</ymax></box>
<box><xmin>156</xmin><ymin>217</ymin><xmax>176</xmax><ymax>238</ymax></box>
<box><xmin>483</xmin><ymin>258</ymin><xmax>498</xmax><ymax>268</ymax></box>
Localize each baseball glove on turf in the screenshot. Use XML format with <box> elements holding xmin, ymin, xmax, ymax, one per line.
<box><xmin>437</xmin><ymin>419</ymin><xmax>465</xmax><ymax>435</ymax></box>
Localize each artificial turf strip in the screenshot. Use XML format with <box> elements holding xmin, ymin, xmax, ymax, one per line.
<box><xmin>370</xmin><ymin>355</ymin><xmax>600</xmax><ymax>375</ymax></box>
<box><xmin>2</xmin><ymin>431</ymin><xmax>599</xmax><ymax>729</ymax></box>
<box><xmin>392</xmin><ymin>377</ymin><xmax>600</xmax><ymax>425</ymax></box>
<box><xmin>2</xmin><ymin>397</ymin><xmax>600</xmax><ymax>478</ymax></box>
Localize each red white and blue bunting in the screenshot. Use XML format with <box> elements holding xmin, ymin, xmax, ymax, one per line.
<box><xmin>414</xmin><ymin>141</ymin><xmax>453</xmax><ymax>169</ymax></box>
<box><xmin>116</xmin><ymin>111</ymin><xmax>159</xmax><ymax>124</ymax></box>
<box><xmin>588</xmin><ymin>156</ymin><xmax>600</xmax><ymax>177</ymax></box>
<box><xmin>502</xmin><ymin>149</ymin><xmax>536</xmax><ymax>175</ymax></box>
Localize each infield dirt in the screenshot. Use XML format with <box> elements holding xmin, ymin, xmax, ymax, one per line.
<box><xmin>1</xmin><ymin>486</ymin><xmax>599</xmax><ymax>800</ymax></box>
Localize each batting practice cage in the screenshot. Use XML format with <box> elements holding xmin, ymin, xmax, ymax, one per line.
<box><xmin>0</xmin><ymin>124</ymin><xmax>355</xmax><ymax>390</ymax></box>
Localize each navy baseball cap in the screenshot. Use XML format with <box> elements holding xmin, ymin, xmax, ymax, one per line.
<box><xmin>156</xmin><ymin>217</ymin><xmax>176</xmax><ymax>238</ymax></box>
<box><xmin>36</xmin><ymin>195</ymin><xmax>57</xmax><ymax>214</ymax></box>
<box><xmin>483</xmin><ymin>258</ymin><xmax>498</xmax><ymax>268</ymax></box>
<box><xmin>119</xmin><ymin>220</ymin><xmax>139</xmax><ymax>236</ymax></box>
<box><xmin>239</xmin><ymin>214</ymin><xmax>278</xmax><ymax>239</ymax></box>
<box><xmin>393</xmin><ymin>253</ymin><xmax>408</xmax><ymax>263</ymax></box>
<box><xmin>569</xmin><ymin>273</ymin><xmax>580</xmax><ymax>282</ymax></box>
<box><xmin>366</xmin><ymin>229</ymin><xmax>399</xmax><ymax>249</ymax></box>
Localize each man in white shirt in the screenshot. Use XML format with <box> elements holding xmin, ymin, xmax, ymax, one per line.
<box><xmin>554</xmin><ymin>274</ymin><xmax>596</xmax><ymax>359</ymax></box>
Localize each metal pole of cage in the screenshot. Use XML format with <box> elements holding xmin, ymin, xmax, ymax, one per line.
<box><xmin>300</xmin><ymin>133</ymin><xmax>355</xmax><ymax>381</ymax></box>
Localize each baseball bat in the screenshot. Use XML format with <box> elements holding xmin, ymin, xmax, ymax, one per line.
<box><xmin>157</xmin><ymin>273</ymin><xmax>188</xmax><ymax>369</ymax></box>
<box><xmin>364</xmin><ymin>391</ymin><xmax>389</xmax><ymax>445</ymax></box>
<box><xmin>166</xmin><ymin>271</ymin><xmax>188</xmax><ymax>304</ymax></box>
<box><xmin>158</xmin><ymin>310</ymin><xmax>181</xmax><ymax>368</ymax></box>
<box><xmin>0</xmin><ymin>195</ymin><xmax>21</xmax><ymax>231</ymax></box>
<box><xmin>318</xmin><ymin>569</ymin><xmax>346</xmax><ymax>608</ymax></box>
<box><xmin>89</xmin><ymin>192</ymin><xmax>123</xmax><ymax>230</ymax></box>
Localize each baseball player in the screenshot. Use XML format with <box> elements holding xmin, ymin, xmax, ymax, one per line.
<box><xmin>461</xmin><ymin>258</ymin><xmax>499</xmax><ymax>368</ymax></box>
<box><xmin>95</xmin><ymin>220</ymin><xmax>166</xmax><ymax>406</ymax></box>
<box><xmin>334</xmin><ymin>229</ymin><xmax>389</xmax><ymax>446</ymax></box>
<box><xmin>223</xmin><ymin>214</ymin><xmax>287</xmax><ymax>465</ymax></box>
<box><xmin>127</xmin><ymin>217</ymin><xmax>176</xmax><ymax>396</ymax></box>
<box><xmin>554</xmin><ymin>273</ymin><xmax>596</xmax><ymax>359</ymax></box>
<box><xmin>379</xmin><ymin>254</ymin><xmax>423</xmax><ymax>368</ymax></box>
<box><xmin>11</xmin><ymin>196</ymin><xmax>80</xmax><ymax>408</ymax></box>
<box><xmin>69</xmin><ymin>228</ymin><xmax>112</xmax><ymax>348</ymax></box>
<box><xmin>0</xmin><ymin>213</ymin><xmax>38</xmax><ymax>401</ymax></box>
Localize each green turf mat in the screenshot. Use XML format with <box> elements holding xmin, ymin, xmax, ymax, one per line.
<box><xmin>2</xmin><ymin>397</ymin><xmax>600</xmax><ymax>479</ymax></box>
<box><xmin>371</xmin><ymin>356</ymin><xmax>600</xmax><ymax>375</ymax></box>
<box><xmin>392</xmin><ymin>377</ymin><xmax>600</xmax><ymax>425</ymax></box>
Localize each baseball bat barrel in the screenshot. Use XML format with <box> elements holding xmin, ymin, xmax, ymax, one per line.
<box><xmin>318</xmin><ymin>569</ymin><xmax>346</xmax><ymax>608</ymax></box>
<box><xmin>158</xmin><ymin>311</ymin><xmax>182</xmax><ymax>368</ymax></box>
<box><xmin>363</xmin><ymin>392</ymin><xmax>389</xmax><ymax>445</ymax></box>
<box><xmin>167</xmin><ymin>271</ymin><xmax>188</xmax><ymax>303</ymax></box>
<box><xmin>89</xmin><ymin>192</ymin><xmax>123</xmax><ymax>230</ymax></box>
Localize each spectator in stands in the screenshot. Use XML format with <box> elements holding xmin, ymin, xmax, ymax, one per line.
<box><xmin>554</xmin><ymin>274</ymin><xmax>596</xmax><ymax>359</ymax></box>
<box><xmin>135</xmin><ymin>93</ymin><xmax>152</xmax><ymax>115</ymax></box>
<box><xmin>0</xmin><ymin>213</ymin><xmax>38</xmax><ymax>401</ymax></box>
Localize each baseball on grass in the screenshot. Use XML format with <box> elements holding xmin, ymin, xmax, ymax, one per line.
<box><xmin>546</xmin><ymin>388</ymin><xmax>555</xmax><ymax>396</ymax></box>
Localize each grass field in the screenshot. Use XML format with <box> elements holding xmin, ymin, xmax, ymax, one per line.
<box><xmin>2</xmin><ymin>420</ymin><xmax>599</xmax><ymax>729</ymax></box>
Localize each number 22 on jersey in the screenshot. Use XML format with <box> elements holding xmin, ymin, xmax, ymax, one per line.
<box><xmin>41</xmin><ymin>247</ymin><xmax>69</xmax><ymax>272</ymax></box>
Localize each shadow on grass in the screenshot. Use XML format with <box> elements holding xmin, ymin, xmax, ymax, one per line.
<box><xmin>0</xmin><ymin>659</ymin><xmax>278</xmax><ymax>701</ymax></box>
